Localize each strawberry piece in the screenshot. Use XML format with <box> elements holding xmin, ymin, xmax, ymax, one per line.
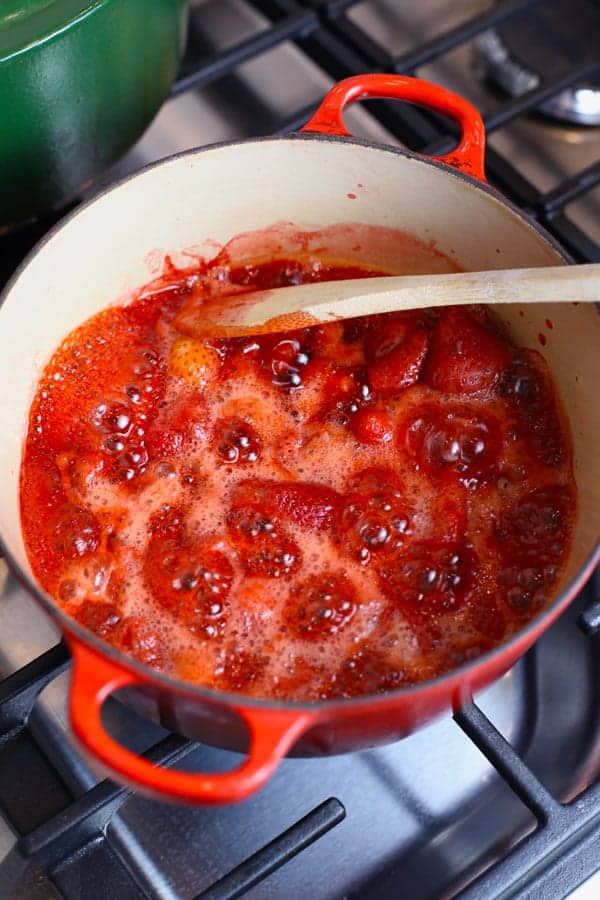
<box><xmin>363</xmin><ymin>311</ymin><xmax>424</xmax><ymax>362</ymax></box>
<box><xmin>427</xmin><ymin>489</ymin><xmax>468</xmax><ymax>544</ymax></box>
<box><xmin>337</xmin><ymin>467</ymin><xmax>411</xmax><ymax>565</ymax></box>
<box><xmin>215</xmin><ymin>647</ymin><xmax>267</xmax><ymax>693</ymax></box>
<box><xmin>236</xmin><ymin>531</ymin><xmax>301</xmax><ymax>579</ymax></box>
<box><xmin>145</xmin><ymin>508</ymin><xmax>234</xmax><ymax>636</ymax></box>
<box><xmin>267</xmin><ymin>334</ymin><xmax>313</xmax><ymax>389</ymax></box>
<box><xmin>380</xmin><ymin>541</ymin><xmax>477</xmax><ymax>614</ymax></box>
<box><xmin>148</xmin><ymin>504</ymin><xmax>187</xmax><ymax>537</ymax></box>
<box><xmin>424</xmin><ymin>307</ymin><xmax>511</xmax><ymax>394</ymax></box>
<box><xmin>53</xmin><ymin>503</ymin><xmax>101</xmax><ymax>560</ymax></box>
<box><xmin>285</xmin><ymin>572</ymin><xmax>357</xmax><ymax>640</ymax></box>
<box><xmin>287</xmin><ymin>357</ymin><xmax>338</xmax><ymax>421</ymax></box>
<box><xmin>169</xmin><ymin>338</ymin><xmax>222</xmax><ymax>387</ymax></box>
<box><xmin>268</xmin><ymin>482</ymin><xmax>341</xmax><ymax>530</ymax></box>
<box><xmin>465</xmin><ymin>597</ymin><xmax>507</xmax><ymax>642</ymax></box>
<box><xmin>226</xmin><ymin>501</ymin><xmax>276</xmax><ymax>539</ymax></box>
<box><xmin>270</xmin><ymin>656</ymin><xmax>326</xmax><ymax>700</ymax></box>
<box><xmin>350</xmin><ymin>466</ymin><xmax>403</xmax><ymax>495</ymax></box>
<box><xmin>145</xmin><ymin>536</ymin><xmax>234</xmax><ymax>636</ymax></box>
<box><xmin>496</xmin><ymin>351</ymin><xmax>568</xmax><ymax>468</ymax></box>
<box><xmin>494</xmin><ymin>484</ymin><xmax>573</xmax><ymax>564</ymax></box>
<box><xmin>351</xmin><ymin>408</ymin><xmax>394</xmax><ymax>445</ymax></box>
<box><xmin>400</xmin><ymin>402</ymin><xmax>502</xmax><ymax>486</ymax></box>
<box><xmin>226</xmin><ymin>494</ymin><xmax>302</xmax><ymax>578</ymax></box>
<box><xmin>231</xmin><ymin>479</ymin><xmax>341</xmax><ymax>531</ymax></box>
<box><xmin>117</xmin><ymin>616</ymin><xmax>167</xmax><ymax>668</ymax></box>
<box><xmin>58</xmin><ymin>451</ymin><xmax>106</xmax><ymax>501</ymax></box>
<box><xmin>146</xmin><ymin>395</ymin><xmax>208</xmax><ymax>461</ymax></box>
<box><xmin>327</xmin><ymin>642</ymin><xmax>411</xmax><ymax>698</ymax></box>
<box><xmin>214</xmin><ymin>417</ymin><xmax>261</xmax><ymax>464</ymax></box>
<box><xmin>75</xmin><ymin>601</ymin><xmax>121</xmax><ymax>637</ymax></box>
<box><xmin>146</xmin><ymin>427</ymin><xmax>184</xmax><ymax>459</ymax></box>
<box><xmin>368</xmin><ymin>326</ymin><xmax>429</xmax><ymax>394</ymax></box>
<box><xmin>322</xmin><ymin>365</ymin><xmax>371</xmax><ymax>423</ymax></box>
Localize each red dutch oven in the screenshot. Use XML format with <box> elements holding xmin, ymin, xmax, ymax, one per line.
<box><xmin>0</xmin><ymin>75</ymin><xmax>599</xmax><ymax>805</ymax></box>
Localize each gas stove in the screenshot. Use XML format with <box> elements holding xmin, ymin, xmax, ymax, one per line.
<box><xmin>1</xmin><ymin>2</ymin><xmax>599</xmax><ymax>898</ymax></box>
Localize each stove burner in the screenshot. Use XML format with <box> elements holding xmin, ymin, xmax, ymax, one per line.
<box><xmin>477</xmin><ymin>1</ymin><xmax>600</xmax><ymax>125</ymax></box>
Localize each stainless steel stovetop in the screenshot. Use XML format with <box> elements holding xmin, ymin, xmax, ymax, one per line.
<box><xmin>1</xmin><ymin>2</ymin><xmax>599</xmax><ymax>898</ymax></box>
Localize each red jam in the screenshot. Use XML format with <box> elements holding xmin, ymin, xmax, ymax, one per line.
<box><xmin>20</xmin><ymin>251</ymin><xmax>576</xmax><ymax>700</ymax></box>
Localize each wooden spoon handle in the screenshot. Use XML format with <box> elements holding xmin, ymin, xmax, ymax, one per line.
<box><xmin>234</xmin><ymin>263</ymin><xmax>599</xmax><ymax>334</ymax></box>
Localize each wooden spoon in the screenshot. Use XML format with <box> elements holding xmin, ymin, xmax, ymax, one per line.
<box><xmin>181</xmin><ymin>263</ymin><xmax>599</xmax><ymax>338</ymax></box>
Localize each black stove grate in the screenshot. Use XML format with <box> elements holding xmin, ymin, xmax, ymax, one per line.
<box><xmin>1</xmin><ymin>1</ymin><xmax>599</xmax><ymax>897</ymax></box>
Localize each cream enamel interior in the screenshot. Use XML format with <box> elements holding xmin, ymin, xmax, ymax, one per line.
<box><xmin>0</xmin><ymin>138</ymin><xmax>598</xmax><ymax>609</ymax></box>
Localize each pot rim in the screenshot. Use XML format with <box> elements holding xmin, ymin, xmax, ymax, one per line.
<box><xmin>1</xmin><ymin>129</ymin><xmax>598</xmax><ymax>713</ymax></box>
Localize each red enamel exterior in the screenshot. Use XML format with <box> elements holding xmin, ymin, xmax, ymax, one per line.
<box><xmin>36</xmin><ymin>74</ymin><xmax>592</xmax><ymax>805</ymax></box>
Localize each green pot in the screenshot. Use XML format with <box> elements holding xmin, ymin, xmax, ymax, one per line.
<box><xmin>0</xmin><ymin>0</ymin><xmax>188</xmax><ymax>230</ymax></box>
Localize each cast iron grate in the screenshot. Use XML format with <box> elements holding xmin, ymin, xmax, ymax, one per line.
<box><xmin>0</xmin><ymin>0</ymin><xmax>599</xmax><ymax>897</ymax></box>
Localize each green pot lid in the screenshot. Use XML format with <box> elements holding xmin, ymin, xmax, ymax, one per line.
<box><xmin>0</xmin><ymin>0</ymin><xmax>107</xmax><ymax>61</ymax></box>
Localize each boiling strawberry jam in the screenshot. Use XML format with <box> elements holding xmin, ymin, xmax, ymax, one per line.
<box><xmin>20</xmin><ymin>251</ymin><xmax>576</xmax><ymax>700</ymax></box>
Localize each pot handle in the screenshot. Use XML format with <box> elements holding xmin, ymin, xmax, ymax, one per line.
<box><xmin>301</xmin><ymin>74</ymin><xmax>486</xmax><ymax>182</ymax></box>
<box><xmin>68</xmin><ymin>641</ymin><xmax>313</xmax><ymax>805</ymax></box>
